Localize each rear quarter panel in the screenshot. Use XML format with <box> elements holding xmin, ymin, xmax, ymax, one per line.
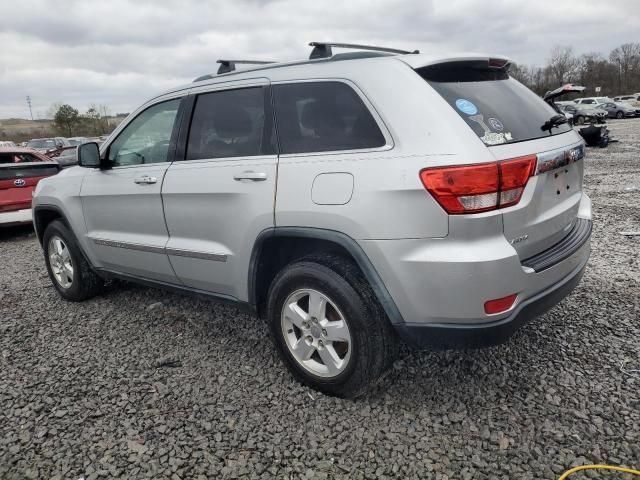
<box><xmin>273</xmin><ymin>59</ymin><xmax>496</xmax><ymax>240</ymax></box>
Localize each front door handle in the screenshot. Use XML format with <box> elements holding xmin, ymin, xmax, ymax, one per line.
<box><xmin>134</xmin><ymin>175</ymin><xmax>157</xmax><ymax>185</ymax></box>
<box><xmin>234</xmin><ymin>171</ymin><xmax>267</xmax><ymax>182</ymax></box>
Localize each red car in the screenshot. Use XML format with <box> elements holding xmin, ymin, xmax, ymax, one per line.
<box><xmin>0</xmin><ymin>147</ymin><xmax>60</xmax><ymax>226</ymax></box>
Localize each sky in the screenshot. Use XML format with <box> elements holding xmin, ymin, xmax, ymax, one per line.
<box><xmin>0</xmin><ymin>0</ymin><xmax>638</xmax><ymax>119</ymax></box>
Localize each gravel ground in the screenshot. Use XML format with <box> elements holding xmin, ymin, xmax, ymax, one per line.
<box><xmin>1</xmin><ymin>119</ymin><xmax>639</xmax><ymax>480</ymax></box>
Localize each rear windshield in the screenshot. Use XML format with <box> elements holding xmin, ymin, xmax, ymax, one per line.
<box><xmin>417</xmin><ymin>63</ymin><xmax>572</xmax><ymax>146</ymax></box>
<box><xmin>27</xmin><ymin>139</ymin><xmax>56</xmax><ymax>148</ymax></box>
<box><xmin>0</xmin><ymin>165</ymin><xmax>58</xmax><ymax>180</ymax></box>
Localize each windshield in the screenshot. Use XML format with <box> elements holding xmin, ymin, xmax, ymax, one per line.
<box><xmin>27</xmin><ymin>139</ymin><xmax>56</xmax><ymax>148</ymax></box>
<box><xmin>417</xmin><ymin>63</ymin><xmax>571</xmax><ymax>146</ymax></box>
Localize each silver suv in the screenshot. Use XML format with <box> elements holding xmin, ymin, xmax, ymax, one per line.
<box><xmin>33</xmin><ymin>43</ymin><xmax>592</xmax><ymax>398</ymax></box>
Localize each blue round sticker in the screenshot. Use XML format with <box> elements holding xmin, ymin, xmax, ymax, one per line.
<box><xmin>455</xmin><ymin>99</ymin><xmax>478</xmax><ymax>115</ymax></box>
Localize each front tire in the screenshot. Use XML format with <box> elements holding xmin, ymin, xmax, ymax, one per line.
<box><xmin>266</xmin><ymin>254</ymin><xmax>398</xmax><ymax>398</ymax></box>
<box><xmin>575</xmin><ymin>115</ymin><xmax>585</xmax><ymax>125</ymax></box>
<box><xmin>43</xmin><ymin>220</ymin><xmax>103</xmax><ymax>301</ymax></box>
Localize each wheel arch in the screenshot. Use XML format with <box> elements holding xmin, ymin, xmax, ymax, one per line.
<box><xmin>33</xmin><ymin>205</ymin><xmax>69</xmax><ymax>245</ymax></box>
<box><xmin>248</xmin><ymin>227</ymin><xmax>404</xmax><ymax>325</ymax></box>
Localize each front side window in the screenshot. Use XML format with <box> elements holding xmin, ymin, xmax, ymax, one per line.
<box><xmin>186</xmin><ymin>87</ymin><xmax>266</xmax><ymax>160</ymax></box>
<box><xmin>273</xmin><ymin>81</ymin><xmax>386</xmax><ymax>154</ymax></box>
<box><xmin>108</xmin><ymin>99</ymin><xmax>180</xmax><ymax>167</ymax></box>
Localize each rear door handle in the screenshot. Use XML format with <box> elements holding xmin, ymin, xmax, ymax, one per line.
<box><xmin>134</xmin><ymin>175</ymin><xmax>157</xmax><ymax>185</ymax></box>
<box><xmin>233</xmin><ymin>171</ymin><xmax>267</xmax><ymax>182</ymax></box>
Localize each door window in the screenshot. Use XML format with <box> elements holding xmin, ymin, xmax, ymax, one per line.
<box><xmin>108</xmin><ymin>99</ymin><xmax>180</xmax><ymax>167</ymax></box>
<box><xmin>272</xmin><ymin>81</ymin><xmax>386</xmax><ymax>154</ymax></box>
<box><xmin>186</xmin><ymin>87</ymin><xmax>267</xmax><ymax>160</ymax></box>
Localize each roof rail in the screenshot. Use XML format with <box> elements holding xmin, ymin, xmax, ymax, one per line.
<box><xmin>309</xmin><ymin>42</ymin><xmax>419</xmax><ymax>59</ymax></box>
<box><xmin>216</xmin><ymin>59</ymin><xmax>275</xmax><ymax>74</ymax></box>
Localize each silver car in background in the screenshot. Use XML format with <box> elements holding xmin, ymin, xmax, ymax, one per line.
<box><xmin>32</xmin><ymin>43</ymin><xmax>592</xmax><ymax>397</ymax></box>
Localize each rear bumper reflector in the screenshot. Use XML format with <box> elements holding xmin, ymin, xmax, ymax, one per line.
<box><xmin>484</xmin><ymin>293</ymin><xmax>518</xmax><ymax>315</ymax></box>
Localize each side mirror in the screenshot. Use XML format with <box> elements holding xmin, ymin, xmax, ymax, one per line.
<box><xmin>77</xmin><ymin>142</ymin><xmax>101</xmax><ymax>168</ymax></box>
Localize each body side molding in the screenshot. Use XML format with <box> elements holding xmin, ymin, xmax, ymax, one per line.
<box><xmin>89</xmin><ymin>237</ymin><xmax>228</xmax><ymax>262</ymax></box>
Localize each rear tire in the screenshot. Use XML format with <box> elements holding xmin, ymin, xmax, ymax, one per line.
<box><xmin>616</xmin><ymin>111</ymin><xmax>624</xmax><ymax>119</ymax></box>
<box><xmin>576</xmin><ymin>115</ymin><xmax>585</xmax><ymax>125</ymax></box>
<box><xmin>266</xmin><ymin>254</ymin><xmax>398</xmax><ymax>398</ymax></box>
<box><xmin>43</xmin><ymin>220</ymin><xmax>103</xmax><ymax>301</ymax></box>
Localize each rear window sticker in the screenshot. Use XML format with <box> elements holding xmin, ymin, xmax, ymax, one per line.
<box><xmin>469</xmin><ymin>114</ymin><xmax>489</xmax><ymax>132</ymax></box>
<box><xmin>469</xmin><ymin>114</ymin><xmax>511</xmax><ymax>145</ymax></box>
<box><xmin>488</xmin><ymin>117</ymin><xmax>504</xmax><ymax>131</ymax></box>
<box><xmin>455</xmin><ymin>99</ymin><xmax>478</xmax><ymax>115</ymax></box>
<box><xmin>481</xmin><ymin>132</ymin><xmax>509</xmax><ymax>145</ymax></box>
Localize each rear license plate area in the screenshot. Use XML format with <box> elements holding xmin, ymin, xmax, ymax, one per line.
<box><xmin>550</xmin><ymin>164</ymin><xmax>575</xmax><ymax>199</ymax></box>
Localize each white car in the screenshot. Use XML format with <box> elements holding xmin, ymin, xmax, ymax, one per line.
<box><xmin>574</xmin><ymin>97</ymin><xmax>614</xmax><ymax>106</ymax></box>
<box><xmin>613</xmin><ymin>95</ymin><xmax>639</xmax><ymax>102</ymax></box>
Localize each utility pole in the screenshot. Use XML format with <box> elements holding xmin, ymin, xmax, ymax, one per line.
<box><xmin>26</xmin><ymin>96</ymin><xmax>33</xmax><ymax>120</ymax></box>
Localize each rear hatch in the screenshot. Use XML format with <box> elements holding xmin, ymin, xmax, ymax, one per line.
<box><xmin>0</xmin><ymin>162</ymin><xmax>60</xmax><ymax>213</ymax></box>
<box><xmin>414</xmin><ymin>59</ymin><xmax>583</xmax><ymax>259</ymax></box>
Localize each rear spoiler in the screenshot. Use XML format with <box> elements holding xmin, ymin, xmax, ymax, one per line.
<box><xmin>398</xmin><ymin>53</ymin><xmax>512</xmax><ymax>71</ymax></box>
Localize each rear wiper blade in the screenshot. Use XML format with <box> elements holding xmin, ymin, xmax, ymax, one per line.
<box><xmin>541</xmin><ymin>114</ymin><xmax>568</xmax><ymax>132</ymax></box>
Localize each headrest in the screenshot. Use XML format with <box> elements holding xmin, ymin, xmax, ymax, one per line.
<box><xmin>212</xmin><ymin>105</ymin><xmax>253</xmax><ymax>138</ymax></box>
<box><xmin>300</xmin><ymin>100</ymin><xmax>342</xmax><ymax>132</ymax></box>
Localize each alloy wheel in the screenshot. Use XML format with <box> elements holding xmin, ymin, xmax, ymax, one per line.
<box><xmin>281</xmin><ymin>289</ymin><xmax>352</xmax><ymax>378</ymax></box>
<box><xmin>48</xmin><ymin>236</ymin><xmax>74</xmax><ymax>289</ymax></box>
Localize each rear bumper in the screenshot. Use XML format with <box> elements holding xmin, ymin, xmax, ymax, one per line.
<box><xmin>394</xmin><ymin>258</ymin><xmax>587</xmax><ymax>349</ymax></box>
<box><xmin>0</xmin><ymin>208</ymin><xmax>32</xmax><ymax>226</ymax></box>
<box><xmin>358</xmin><ymin>192</ymin><xmax>592</xmax><ymax>348</ymax></box>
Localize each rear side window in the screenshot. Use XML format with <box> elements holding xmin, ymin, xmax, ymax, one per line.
<box><xmin>273</xmin><ymin>82</ymin><xmax>385</xmax><ymax>154</ymax></box>
<box><xmin>417</xmin><ymin>63</ymin><xmax>572</xmax><ymax>146</ymax></box>
<box><xmin>187</xmin><ymin>87</ymin><xmax>267</xmax><ymax>160</ymax></box>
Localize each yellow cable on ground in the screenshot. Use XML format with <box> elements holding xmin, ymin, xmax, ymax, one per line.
<box><xmin>559</xmin><ymin>464</ymin><xmax>640</xmax><ymax>480</ymax></box>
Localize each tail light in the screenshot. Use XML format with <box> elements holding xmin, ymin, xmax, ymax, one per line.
<box><xmin>419</xmin><ymin>155</ymin><xmax>537</xmax><ymax>214</ymax></box>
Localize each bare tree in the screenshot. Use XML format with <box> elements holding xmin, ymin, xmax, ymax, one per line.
<box><xmin>609</xmin><ymin>43</ymin><xmax>640</xmax><ymax>92</ymax></box>
<box><xmin>577</xmin><ymin>53</ymin><xmax>618</xmax><ymax>96</ymax></box>
<box><xmin>508</xmin><ymin>62</ymin><xmax>531</xmax><ymax>85</ymax></box>
<box><xmin>546</xmin><ymin>46</ymin><xmax>579</xmax><ymax>86</ymax></box>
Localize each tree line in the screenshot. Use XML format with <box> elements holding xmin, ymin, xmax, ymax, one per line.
<box><xmin>52</xmin><ymin>103</ymin><xmax>122</xmax><ymax>137</ymax></box>
<box><xmin>510</xmin><ymin>43</ymin><xmax>640</xmax><ymax>98</ymax></box>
